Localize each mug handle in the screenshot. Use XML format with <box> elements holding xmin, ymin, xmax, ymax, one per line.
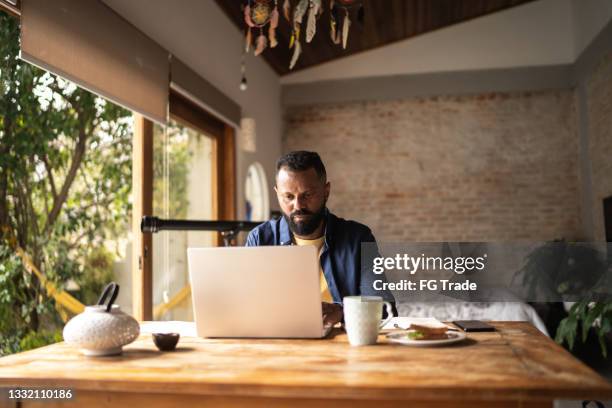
<box><xmin>379</xmin><ymin>301</ymin><xmax>394</xmax><ymax>329</ymax></box>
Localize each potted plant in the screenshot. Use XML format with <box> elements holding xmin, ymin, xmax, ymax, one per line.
<box><xmin>517</xmin><ymin>240</ymin><xmax>612</xmax><ymax>371</ymax></box>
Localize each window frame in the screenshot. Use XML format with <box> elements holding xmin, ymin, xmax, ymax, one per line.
<box><xmin>132</xmin><ymin>90</ymin><xmax>236</xmax><ymax>320</ymax></box>
<box><xmin>0</xmin><ymin>0</ymin><xmax>20</xmax><ymax>18</ymax></box>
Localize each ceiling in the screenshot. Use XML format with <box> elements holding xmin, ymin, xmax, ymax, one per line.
<box><xmin>215</xmin><ymin>0</ymin><xmax>537</xmax><ymax>76</ymax></box>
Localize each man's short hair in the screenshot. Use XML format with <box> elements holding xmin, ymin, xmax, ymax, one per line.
<box><xmin>276</xmin><ymin>151</ymin><xmax>327</xmax><ymax>183</ymax></box>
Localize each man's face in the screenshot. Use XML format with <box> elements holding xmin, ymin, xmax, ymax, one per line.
<box><xmin>275</xmin><ymin>167</ymin><xmax>330</xmax><ymax>237</ymax></box>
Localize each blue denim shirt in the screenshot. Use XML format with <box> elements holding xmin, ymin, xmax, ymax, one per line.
<box><xmin>245</xmin><ymin>208</ymin><xmax>396</xmax><ymax>307</ymax></box>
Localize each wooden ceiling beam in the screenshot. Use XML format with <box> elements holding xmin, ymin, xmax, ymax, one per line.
<box><xmin>214</xmin><ymin>0</ymin><xmax>538</xmax><ymax>76</ymax></box>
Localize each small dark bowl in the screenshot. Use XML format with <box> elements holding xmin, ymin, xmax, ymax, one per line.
<box><xmin>152</xmin><ymin>333</ymin><xmax>180</xmax><ymax>351</ymax></box>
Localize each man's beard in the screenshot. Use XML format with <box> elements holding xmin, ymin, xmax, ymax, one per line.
<box><xmin>284</xmin><ymin>202</ymin><xmax>326</xmax><ymax>237</ymax></box>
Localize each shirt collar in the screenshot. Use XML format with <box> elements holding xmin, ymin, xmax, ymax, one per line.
<box><xmin>279</xmin><ymin>215</ymin><xmax>292</xmax><ymax>245</ymax></box>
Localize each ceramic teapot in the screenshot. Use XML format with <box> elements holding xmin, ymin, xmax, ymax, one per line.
<box><xmin>63</xmin><ymin>282</ymin><xmax>140</xmax><ymax>356</ymax></box>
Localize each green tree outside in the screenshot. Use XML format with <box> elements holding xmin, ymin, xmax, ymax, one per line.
<box><xmin>0</xmin><ymin>11</ymin><xmax>133</xmax><ymax>355</ymax></box>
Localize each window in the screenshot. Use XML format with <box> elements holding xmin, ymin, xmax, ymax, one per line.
<box><xmin>152</xmin><ymin>119</ymin><xmax>215</xmax><ymax>320</ymax></box>
<box><xmin>150</xmin><ymin>91</ymin><xmax>235</xmax><ymax>321</ymax></box>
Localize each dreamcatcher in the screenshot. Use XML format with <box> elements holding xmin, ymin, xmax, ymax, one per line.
<box><xmin>241</xmin><ymin>0</ymin><xmax>280</xmax><ymax>91</ymax></box>
<box><xmin>240</xmin><ymin>0</ymin><xmax>365</xmax><ymax>79</ymax></box>
<box><xmin>244</xmin><ymin>0</ymin><xmax>280</xmax><ymax>56</ymax></box>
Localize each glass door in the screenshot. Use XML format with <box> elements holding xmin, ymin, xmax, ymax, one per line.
<box><xmin>152</xmin><ymin>118</ymin><xmax>216</xmax><ymax>321</ymax></box>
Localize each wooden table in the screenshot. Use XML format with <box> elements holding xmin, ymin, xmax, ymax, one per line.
<box><xmin>0</xmin><ymin>322</ymin><xmax>610</xmax><ymax>408</ymax></box>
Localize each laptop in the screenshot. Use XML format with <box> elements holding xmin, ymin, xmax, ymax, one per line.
<box><xmin>187</xmin><ymin>245</ymin><xmax>332</xmax><ymax>338</ymax></box>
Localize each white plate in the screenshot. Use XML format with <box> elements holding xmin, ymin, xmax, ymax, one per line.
<box><xmin>386</xmin><ymin>330</ymin><xmax>467</xmax><ymax>347</ymax></box>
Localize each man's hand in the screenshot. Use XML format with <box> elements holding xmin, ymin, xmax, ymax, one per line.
<box><xmin>322</xmin><ymin>302</ymin><xmax>343</xmax><ymax>328</ymax></box>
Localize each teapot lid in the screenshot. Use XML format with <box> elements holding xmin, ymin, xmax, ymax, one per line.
<box><xmin>85</xmin><ymin>304</ymin><xmax>120</xmax><ymax>313</ymax></box>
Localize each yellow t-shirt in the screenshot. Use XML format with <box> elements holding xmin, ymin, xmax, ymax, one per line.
<box><xmin>293</xmin><ymin>236</ymin><xmax>333</xmax><ymax>302</ymax></box>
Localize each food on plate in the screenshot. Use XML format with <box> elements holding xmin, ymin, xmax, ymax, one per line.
<box><xmin>407</xmin><ymin>322</ymin><xmax>449</xmax><ymax>340</ymax></box>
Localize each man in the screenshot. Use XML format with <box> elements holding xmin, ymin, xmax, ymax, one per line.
<box><xmin>246</xmin><ymin>151</ymin><xmax>395</xmax><ymax>328</ymax></box>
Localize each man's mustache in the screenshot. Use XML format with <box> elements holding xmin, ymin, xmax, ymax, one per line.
<box><xmin>291</xmin><ymin>210</ymin><xmax>313</xmax><ymax>218</ymax></box>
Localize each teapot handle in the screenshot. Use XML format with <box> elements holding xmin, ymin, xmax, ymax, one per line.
<box><xmin>97</xmin><ymin>282</ymin><xmax>120</xmax><ymax>313</ymax></box>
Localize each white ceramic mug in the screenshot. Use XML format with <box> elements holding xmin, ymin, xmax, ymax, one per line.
<box><xmin>343</xmin><ymin>296</ymin><xmax>394</xmax><ymax>346</ymax></box>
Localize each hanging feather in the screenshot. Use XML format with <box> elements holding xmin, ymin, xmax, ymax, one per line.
<box><xmin>305</xmin><ymin>0</ymin><xmax>321</xmax><ymax>43</ymax></box>
<box><xmin>293</xmin><ymin>0</ymin><xmax>308</xmax><ymax>24</ymax></box>
<box><xmin>283</xmin><ymin>0</ymin><xmax>291</xmax><ymax>21</ymax></box>
<box><xmin>341</xmin><ymin>7</ymin><xmax>350</xmax><ymax>49</ymax></box>
<box><xmin>269</xmin><ymin>30</ymin><xmax>277</xmax><ymax>48</ymax></box>
<box><xmin>269</xmin><ymin>8</ymin><xmax>279</xmax><ymax>47</ymax></box>
<box><xmin>292</xmin><ymin>0</ymin><xmax>307</xmax><ymax>45</ymax></box>
<box><xmin>289</xmin><ymin>38</ymin><xmax>302</xmax><ymax>69</ymax></box>
<box><xmin>294</xmin><ymin>25</ymin><xmax>301</xmax><ymax>47</ymax></box>
<box><xmin>270</xmin><ymin>7</ymin><xmax>279</xmax><ymax>29</ymax></box>
<box><xmin>288</xmin><ymin>0</ymin><xmax>308</xmax><ymax>67</ymax></box>
<box><xmin>330</xmin><ymin>2</ymin><xmax>340</xmax><ymax>44</ymax></box>
<box><xmin>245</xmin><ymin>28</ymin><xmax>252</xmax><ymax>52</ymax></box>
<box><xmin>305</xmin><ymin>1</ymin><xmax>316</xmax><ymax>43</ymax></box>
<box><xmin>244</xmin><ymin>4</ymin><xmax>255</xmax><ymax>27</ymax></box>
<box><xmin>254</xmin><ymin>31</ymin><xmax>268</xmax><ymax>56</ymax></box>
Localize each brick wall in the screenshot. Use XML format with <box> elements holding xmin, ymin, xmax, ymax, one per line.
<box><xmin>283</xmin><ymin>90</ymin><xmax>582</xmax><ymax>242</ymax></box>
<box><xmin>587</xmin><ymin>52</ymin><xmax>612</xmax><ymax>242</ymax></box>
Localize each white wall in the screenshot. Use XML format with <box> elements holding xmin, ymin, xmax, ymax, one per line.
<box><xmin>572</xmin><ymin>0</ymin><xmax>612</xmax><ymax>58</ymax></box>
<box><xmin>103</xmin><ymin>0</ymin><xmax>282</xmax><ymax>218</ymax></box>
<box><xmin>281</xmin><ymin>0</ymin><xmax>612</xmax><ymax>84</ymax></box>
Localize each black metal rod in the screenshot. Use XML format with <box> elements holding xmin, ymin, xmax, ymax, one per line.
<box><xmin>141</xmin><ymin>216</ymin><xmax>261</xmax><ymax>234</ymax></box>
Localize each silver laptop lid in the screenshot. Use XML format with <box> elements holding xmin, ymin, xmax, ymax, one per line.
<box><xmin>188</xmin><ymin>245</ymin><xmax>324</xmax><ymax>338</ymax></box>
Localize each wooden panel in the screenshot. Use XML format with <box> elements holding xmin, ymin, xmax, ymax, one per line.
<box><xmin>169</xmin><ymin>91</ymin><xmax>225</xmax><ymax>137</ymax></box>
<box><xmin>219</xmin><ymin>125</ymin><xmax>236</xmax><ymax>221</ymax></box>
<box><xmin>0</xmin><ymin>0</ymin><xmax>20</xmax><ymax>17</ymax></box>
<box><xmin>0</xmin><ymin>323</ymin><xmax>610</xmax><ymax>403</ymax></box>
<box><xmin>215</xmin><ymin>0</ymin><xmax>537</xmax><ymax>75</ymax></box>
<box><xmin>211</xmin><ymin>125</ymin><xmax>237</xmax><ymax>245</ymax></box>
<box><xmin>131</xmin><ymin>115</ymin><xmax>153</xmax><ymax>321</ymax></box>
<box><xmin>16</xmin><ymin>391</ymin><xmax>554</xmax><ymax>408</ymax></box>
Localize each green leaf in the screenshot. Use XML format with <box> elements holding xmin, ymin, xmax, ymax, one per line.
<box><xmin>597</xmin><ymin>330</ymin><xmax>608</xmax><ymax>359</ymax></box>
<box><xmin>555</xmin><ymin>313</ymin><xmax>578</xmax><ymax>350</ymax></box>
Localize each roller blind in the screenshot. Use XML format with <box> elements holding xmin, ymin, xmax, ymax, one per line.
<box><xmin>170</xmin><ymin>57</ymin><xmax>241</xmax><ymax>129</ymax></box>
<box><xmin>20</xmin><ymin>0</ymin><xmax>169</xmax><ymax>124</ymax></box>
